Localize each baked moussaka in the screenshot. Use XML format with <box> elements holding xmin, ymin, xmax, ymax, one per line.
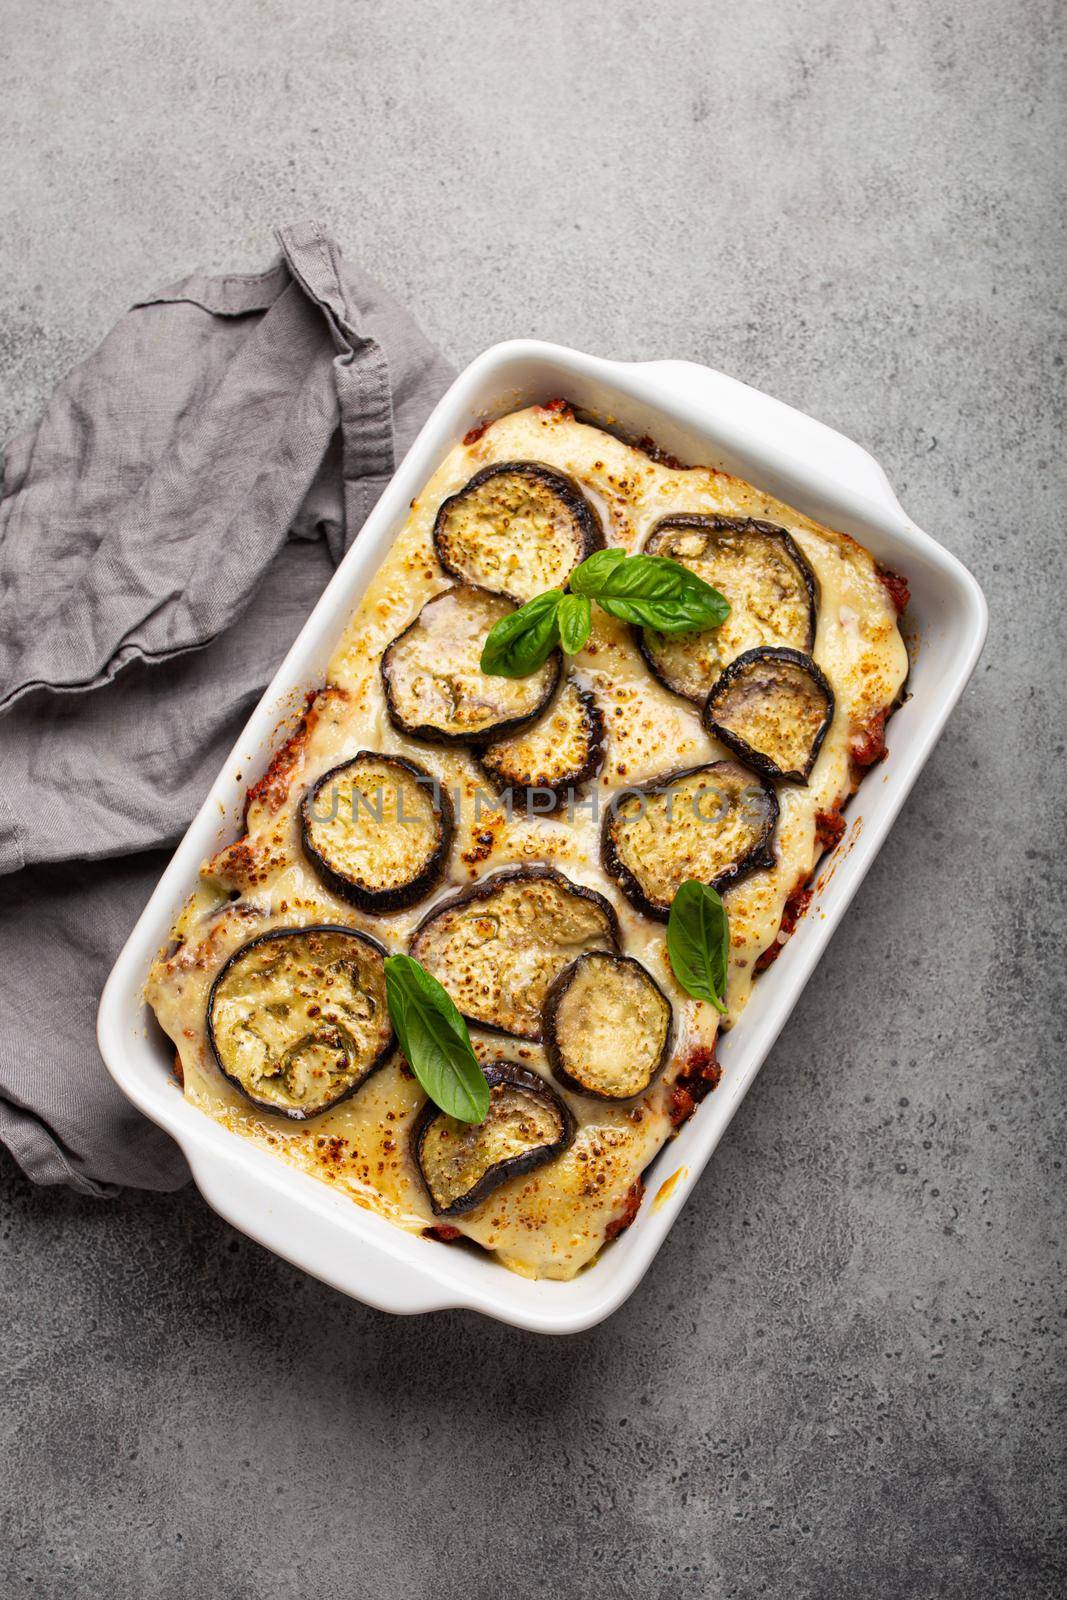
<box><xmin>147</xmin><ymin>402</ymin><xmax>908</xmax><ymax>1281</ymax></box>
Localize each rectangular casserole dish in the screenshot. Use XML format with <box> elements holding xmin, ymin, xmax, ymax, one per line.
<box><xmin>97</xmin><ymin>341</ymin><xmax>987</xmax><ymax>1333</ymax></box>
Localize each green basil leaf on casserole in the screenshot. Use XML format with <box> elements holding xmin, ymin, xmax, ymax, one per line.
<box><xmin>570</xmin><ymin>550</ymin><xmax>730</xmax><ymax>633</ymax></box>
<box><xmin>557</xmin><ymin>592</ymin><xmax>593</xmax><ymax>655</ymax></box>
<box><xmin>480</xmin><ymin>587</ymin><xmax>563</xmax><ymax>677</ymax></box>
<box><xmin>666</xmin><ymin>880</ymin><xmax>730</xmax><ymax>1015</ymax></box>
<box><xmin>384</xmin><ymin>954</ymin><xmax>490</xmax><ymax>1123</ymax></box>
<box><xmin>568</xmin><ymin>546</ymin><xmax>626</xmax><ymax>587</ymax></box>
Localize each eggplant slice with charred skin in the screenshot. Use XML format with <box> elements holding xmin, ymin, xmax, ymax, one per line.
<box><xmin>300</xmin><ymin>752</ymin><xmax>453</xmax><ymax>913</ymax></box>
<box><xmin>478</xmin><ymin>676</ymin><xmax>606</xmax><ymax>811</ymax></box>
<box><xmin>410</xmin><ymin>866</ymin><xmax>620</xmax><ymax>1040</ymax></box>
<box><xmin>433</xmin><ymin>461</ymin><xmax>603</xmax><ymax>602</ymax></box>
<box><xmin>207</xmin><ymin>926</ymin><xmax>394</xmax><ymax>1119</ymax></box>
<box><xmin>544</xmin><ymin>952</ymin><xmax>673</xmax><ymax>1102</ymax></box>
<box><xmin>602</xmin><ymin>760</ymin><xmax>778</xmax><ymax>920</ymax></box>
<box><xmin>703</xmin><ymin>646</ymin><xmax>835</xmax><ymax>784</ymax></box>
<box><xmin>381</xmin><ymin>584</ymin><xmax>561</xmax><ymax>745</ymax></box>
<box><xmin>639</xmin><ymin>515</ymin><xmax>818</xmax><ymax>703</ymax></box>
<box><xmin>413</xmin><ymin>1061</ymin><xmax>576</xmax><ymax>1218</ymax></box>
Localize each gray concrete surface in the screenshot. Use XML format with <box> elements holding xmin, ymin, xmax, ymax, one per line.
<box><xmin>2</xmin><ymin>1</ymin><xmax>1064</xmax><ymax>1595</ymax></box>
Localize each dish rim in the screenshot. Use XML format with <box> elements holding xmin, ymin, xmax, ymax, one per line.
<box><xmin>97</xmin><ymin>339</ymin><xmax>988</xmax><ymax>1334</ymax></box>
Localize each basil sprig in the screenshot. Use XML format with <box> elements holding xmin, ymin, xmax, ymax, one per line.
<box><xmin>384</xmin><ymin>954</ymin><xmax>490</xmax><ymax>1122</ymax></box>
<box><xmin>479</xmin><ymin>549</ymin><xmax>728</xmax><ymax>677</ymax></box>
<box><xmin>666</xmin><ymin>880</ymin><xmax>729</xmax><ymax>1015</ymax></box>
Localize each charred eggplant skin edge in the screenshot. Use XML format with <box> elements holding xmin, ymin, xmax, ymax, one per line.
<box><xmin>477</xmin><ymin>683</ymin><xmax>607</xmax><ymax>810</ymax></box>
<box><xmin>636</xmin><ymin>513</ymin><xmax>819</xmax><ymax>697</ymax></box>
<box><xmin>299</xmin><ymin>751</ymin><xmax>455</xmax><ymax>913</ymax></box>
<box><xmin>381</xmin><ymin>586</ymin><xmax>562</xmax><ymax>747</ymax></box>
<box><xmin>703</xmin><ymin>646</ymin><xmax>835</xmax><ymax>784</ymax></box>
<box><xmin>543</xmin><ymin>952</ymin><xmax>675</xmax><ymax>1102</ymax></box>
<box><xmin>409</xmin><ymin>864</ymin><xmax>621</xmax><ymax>1037</ymax></box>
<box><xmin>432</xmin><ymin>461</ymin><xmax>604</xmax><ymax>600</ymax></box>
<box><xmin>411</xmin><ymin>1061</ymin><xmax>577</xmax><ymax>1218</ymax></box>
<box><xmin>600</xmin><ymin>762</ymin><xmax>779</xmax><ymax>922</ymax></box>
<box><xmin>206</xmin><ymin>924</ymin><xmax>396</xmax><ymax>1121</ymax></box>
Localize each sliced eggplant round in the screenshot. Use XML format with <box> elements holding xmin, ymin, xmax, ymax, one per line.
<box><xmin>601</xmin><ymin>760</ymin><xmax>778</xmax><ymax>920</ymax></box>
<box><xmin>639</xmin><ymin>515</ymin><xmax>818</xmax><ymax>703</ymax></box>
<box><xmin>478</xmin><ymin>676</ymin><xmax>606</xmax><ymax>811</ymax></box>
<box><xmin>544</xmin><ymin>952</ymin><xmax>673</xmax><ymax>1101</ymax></box>
<box><xmin>433</xmin><ymin>461</ymin><xmax>603</xmax><ymax>602</ymax></box>
<box><xmin>207</xmin><ymin>925</ymin><xmax>394</xmax><ymax>1120</ymax></box>
<box><xmin>381</xmin><ymin>585</ymin><xmax>561</xmax><ymax>745</ymax></box>
<box><xmin>300</xmin><ymin>752</ymin><xmax>453</xmax><ymax>912</ymax></box>
<box><xmin>703</xmin><ymin>646</ymin><xmax>835</xmax><ymax>784</ymax></box>
<box><xmin>409</xmin><ymin>865</ymin><xmax>619</xmax><ymax>1040</ymax></box>
<box><xmin>412</xmin><ymin>1061</ymin><xmax>575</xmax><ymax>1218</ymax></box>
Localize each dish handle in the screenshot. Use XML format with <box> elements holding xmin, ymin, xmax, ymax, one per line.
<box><xmin>183</xmin><ymin>1141</ymin><xmax>460</xmax><ymax>1317</ymax></box>
<box><xmin>634</xmin><ymin>359</ymin><xmax>907</xmax><ymax>525</ymax></box>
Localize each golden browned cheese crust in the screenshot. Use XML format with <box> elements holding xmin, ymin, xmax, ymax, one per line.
<box><xmin>146</xmin><ymin>405</ymin><xmax>909</xmax><ymax>1280</ymax></box>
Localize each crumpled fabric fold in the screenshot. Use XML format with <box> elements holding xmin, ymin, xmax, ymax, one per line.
<box><xmin>0</xmin><ymin>222</ymin><xmax>454</xmax><ymax>1194</ymax></box>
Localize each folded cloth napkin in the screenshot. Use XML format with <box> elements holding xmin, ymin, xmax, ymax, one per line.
<box><xmin>0</xmin><ymin>221</ymin><xmax>454</xmax><ymax>1195</ymax></box>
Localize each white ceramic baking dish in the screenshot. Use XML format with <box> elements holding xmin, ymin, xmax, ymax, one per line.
<box><xmin>97</xmin><ymin>341</ymin><xmax>987</xmax><ymax>1334</ymax></box>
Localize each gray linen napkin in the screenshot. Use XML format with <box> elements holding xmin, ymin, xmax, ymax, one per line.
<box><xmin>0</xmin><ymin>222</ymin><xmax>454</xmax><ymax>1195</ymax></box>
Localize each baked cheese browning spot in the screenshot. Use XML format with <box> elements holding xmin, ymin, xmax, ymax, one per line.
<box><xmin>478</xmin><ymin>677</ymin><xmax>606</xmax><ymax>810</ymax></box>
<box><xmin>703</xmin><ymin>647</ymin><xmax>835</xmax><ymax>785</ymax></box>
<box><xmin>301</xmin><ymin>752</ymin><xmax>453</xmax><ymax>912</ymax></box>
<box><xmin>207</xmin><ymin>926</ymin><xmax>394</xmax><ymax>1119</ymax></box>
<box><xmin>639</xmin><ymin>515</ymin><xmax>817</xmax><ymax>703</ymax></box>
<box><xmin>381</xmin><ymin>585</ymin><xmax>561</xmax><ymax>744</ymax></box>
<box><xmin>602</xmin><ymin>760</ymin><xmax>779</xmax><ymax>920</ymax></box>
<box><xmin>544</xmin><ymin>952</ymin><xmax>673</xmax><ymax>1101</ymax></box>
<box><xmin>409</xmin><ymin>866</ymin><xmax>620</xmax><ymax>1040</ymax></box>
<box><xmin>412</xmin><ymin>1061</ymin><xmax>575</xmax><ymax>1217</ymax></box>
<box><xmin>433</xmin><ymin>461</ymin><xmax>603</xmax><ymax>601</ymax></box>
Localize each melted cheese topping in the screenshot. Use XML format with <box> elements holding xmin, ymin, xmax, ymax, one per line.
<box><xmin>146</xmin><ymin>406</ymin><xmax>908</xmax><ymax>1280</ymax></box>
<box><xmin>303</xmin><ymin>757</ymin><xmax>442</xmax><ymax>896</ymax></box>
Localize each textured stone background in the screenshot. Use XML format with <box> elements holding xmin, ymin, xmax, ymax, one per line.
<box><xmin>2</xmin><ymin>2</ymin><xmax>1063</xmax><ymax>1596</ymax></box>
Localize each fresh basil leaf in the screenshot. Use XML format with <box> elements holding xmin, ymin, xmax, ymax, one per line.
<box><xmin>666</xmin><ymin>880</ymin><xmax>729</xmax><ymax>1014</ymax></box>
<box><xmin>384</xmin><ymin>954</ymin><xmax>490</xmax><ymax>1122</ymax></box>
<box><xmin>569</xmin><ymin>546</ymin><xmax>627</xmax><ymax>589</ymax></box>
<box><xmin>572</xmin><ymin>551</ymin><xmax>729</xmax><ymax>634</ymax></box>
<box><xmin>479</xmin><ymin>588</ymin><xmax>563</xmax><ymax>677</ymax></box>
<box><xmin>558</xmin><ymin>593</ymin><xmax>592</xmax><ymax>655</ymax></box>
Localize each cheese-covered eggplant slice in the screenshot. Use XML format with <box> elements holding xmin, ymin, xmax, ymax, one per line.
<box><xmin>300</xmin><ymin>752</ymin><xmax>453</xmax><ymax>912</ymax></box>
<box><xmin>478</xmin><ymin>677</ymin><xmax>606</xmax><ymax>810</ymax></box>
<box><xmin>413</xmin><ymin>1062</ymin><xmax>575</xmax><ymax>1218</ymax></box>
<box><xmin>409</xmin><ymin>866</ymin><xmax>620</xmax><ymax>1040</ymax></box>
<box><xmin>703</xmin><ymin>646</ymin><xmax>835</xmax><ymax>784</ymax></box>
<box><xmin>207</xmin><ymin>926</ymin><xmax>394</xmax><ymax>1119</ymax></box>
<box><xmin>602</xmin><ymin>760</ymin><xmax>778</xmax><ymax>920</ymax></box>
<box><xmin>544</xmin><ymin>952</ymin><xmax>673</xmax><ymax>1101</ymax></box>
<box><xmin>381</xmin><ymin>585</ymin><xmax>561</xmax><ymax>745</ymax></box>
<box><xmin>639</xmin><ymin>515</ymin><xmax>817</xmax><ymax>703</ymax></box>
<box><xmin>433</xmin><ymin>461</ymin><xmax>603</xmax><ymax>602</ymax></box>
